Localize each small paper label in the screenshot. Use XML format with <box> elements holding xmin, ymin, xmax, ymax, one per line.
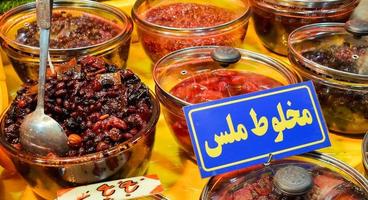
<box><xmin>57</xmin><ymin>175</ymin><xmax>163</xmax><ymax>200</ymax></box>
<box><xmin>183</xmin><ymin>81</ymin><xmax>331</xmax><ymax>178</ymax></box>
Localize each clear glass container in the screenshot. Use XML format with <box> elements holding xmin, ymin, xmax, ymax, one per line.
<box><xmin>362</xmin><ymin>134</ymin><xmax>368</xmax><ymax>176</ymax></box>
<box><xmin>201</xmin><ymin>152</ymin><xmax>368</xmax><ymax>199</ymax></box>
<box><xmin>0</xmin><ymin>0</ymin><xmax>133</xmax><ymax>82</ymax></box>
<box><xmin>250</xmin><ymin>0</ymin><xmax>359</xmax><ymax>56</ymax></box>
<box><xmin>0</xmin><ymin>91</ymin><xmax>160</xmax><ymax>200</ymax></box>
<box><xmin>153</xmin><ymin>46</ymin><xmax>301</xmax><ymax>158</ymax></box>
<box><xmin>288</xmin><ymin>23</ymin><xmax>368</xmax><ymax>134</ymax></box>
<box><xmin>132</xmin><ymin>0</ymin><xmax>251</xmax><ymax>62</ymax></box>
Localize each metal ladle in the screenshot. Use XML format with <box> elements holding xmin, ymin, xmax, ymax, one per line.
<box><xmin>19</xmin><ymin>0</ymin><xmax>68</xmax><ymax>156</ymax></box>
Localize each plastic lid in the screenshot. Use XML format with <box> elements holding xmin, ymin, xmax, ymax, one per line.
<box><xmin>273</xmin><ymin>165</ymin><xmax>313</xmax><ymax>195</ymax></box>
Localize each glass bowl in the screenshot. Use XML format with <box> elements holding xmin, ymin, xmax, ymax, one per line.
<box><xmin>0</xmin><ymin>65</ymin><xmax>160</xmax><ymax>200</ymax></box>
<box><xmin>153</xmin><ymin>46</ymin><xmax>301</xmax><ymax>158</ymax></box>
<box><xmin>132</xmin><ymin>0</ymin><xmax>251</xmax><ymax>62</ymax></box>
<box><xmin>201</xmin><ymin>152</ymin><xmax>368</xmax><ymax>199</ymax></box>
<box><xmin>0</xmin><ymin>0</ymin><xmax>133</xmax><ymax>82</ymax></box>
<box><xmin>250</xmin><ymin>0</ymin><xmax>358</xmax><ymax>56</ymax></box>
<box><xmin>363</xmin><ymin>133</ymin><xmax>368</xmax><ymax>176</ymax></box>
<box><xmin>288</xmin><ymin>23</ymin><xmax>368</xmax><ymax>134</ymax></box>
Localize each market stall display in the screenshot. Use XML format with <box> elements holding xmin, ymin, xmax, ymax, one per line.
<box><xmin>132</xmin><ymin>0</ymin><xmax>250</xmax><ymax>62</ymax></box>
<box><xmin>250</xmin><ymin>0</ymin><xmax>359</xmax><ymax>56</ymax></box>
<box><xmin>153</xmin><ymin>46</ymin><xmax>301</xmax><ymax>158</ymax></box>
<box><xmin>0</xmin><ymin>56</ymin><xmax>160</xmax><ymax>200</ymax></box>
<box><xmin>0</xmin><ymin>0</ymin><xmax>133</xmax><ymax>81</ymax></box>
<box><xmin>288</xmin><ymin>23</ymin><xmax>368</xmax><ymax>134</ymax></box>
<box><xmin>0</xmin><ymin>0</ymin><xmax>367</xmax><ymax>199</ymax></box>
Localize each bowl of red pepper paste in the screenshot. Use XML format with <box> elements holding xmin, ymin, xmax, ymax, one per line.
<box><xmin>0</xmin><ymin>0</ymin><xmax>133</xmax><ymax>82</ymax></box>
<box><xmin>153</xmin><ymin>46</ymin><xmax>301</xmax><ymax>159</ymax></box>
<box><xmin>0</xmin><ymin>56</ymin><xmax>160</xmax><ymax>200</ymax></box>
<box><xmin>200</xmin><ymin>152</ymin><xmax>368</xmax><ymax>200</ymax></box>
<box><xmin>132</xmin><ymin>0</ymin><xmax>251</xmax><ymax>62</ymax></box>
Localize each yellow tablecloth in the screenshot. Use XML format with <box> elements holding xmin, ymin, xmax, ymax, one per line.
<box><xmin>0</xmin><ymin>1</ymin><xmax>365</xmax><ymax>199</ymax></box>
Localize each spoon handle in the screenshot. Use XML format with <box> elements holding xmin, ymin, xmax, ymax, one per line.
<box><xmin>36</xmin><ymin>0</ymin><xmax>52</xmax><ymax>112</ymax></box>
<box><xmin>345</xmin><ymin>0</ymin><xmax>368</xmax><ymax>36</ymax></box>
<box><xmin>36</xmin><ymin>0</ymin><xmax>52</xmax><ymax>29</ymax></box>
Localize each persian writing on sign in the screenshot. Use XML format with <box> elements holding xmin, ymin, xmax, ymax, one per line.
<box><xmin>183</xmin><ymin>81</ymin><xmax>330</xmax><ymax>178</ymax></box>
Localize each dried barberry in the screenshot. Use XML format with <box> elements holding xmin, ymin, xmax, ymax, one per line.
<box><xmin>3</xmin><ymin>56</ymin><xmax>153</xmax><ymax>156</ymax></box>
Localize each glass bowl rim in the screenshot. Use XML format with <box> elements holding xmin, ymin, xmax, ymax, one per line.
<box><xmin>200</xmin><ymin>151</ymin><xmax>368</xmax><ymax>199</ymax></box>
<box><xmin>0</xmin><ymin>0</ymin><xmax>133</xmax><ymax>53</ymax></box>
<box><xmin>0</xmin><ymin>89</ymin><xmax>160</xmax><ymax>167</ymax></box>
<box><xmin>288</xmin><ymin>22</ymin><xmax>368</xmax><ymax>82</ymax></box>
<box><xmin>251</xmin><ymin>0</ymin><xmax>359</xmax><ymax>16</ymax></box>
<box><xmin>362</xmin><ymin>133</ymin><xmax>368</xmax><ymax>173</ymax></box>
<box><xmin>131</xmin><ymin>0</ymin><xmax>251</xmax><ymax>33</ymax></box>
<box><xmin>153</xmin><ymin>45</ymin><xmax>302</xmax><ymax>107</ymax></box>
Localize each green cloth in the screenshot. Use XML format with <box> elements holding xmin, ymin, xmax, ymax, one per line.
<box><xmin>0</xmin><ymin>0</ymin><xmax>33</xmax><ymax>14</ymax></box>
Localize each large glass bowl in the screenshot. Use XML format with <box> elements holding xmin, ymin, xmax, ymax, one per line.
<box><xmin>201</xmin><ymin>152</ymin><xmax>368</xmax><ymax>199</ymax></box>
<box><xmin>132</xmin><ymin>0</ymin><xmax>250</xmax><ymax>62</ymax></box>
<box><xmin>250</xmin><ymin>0</ymin><xmax>358</xmax><ymax>56</ymax></box>
<box><xmin>0</xmin><ymin>0</ymin><xmax>133</xmax><ymax>82</ymax></box>
<box><xmin>288</xmin><ymin>23</ymin><xmax>368</xmax><ymax>134</ymax></box>
<box><xmin>0</xmin><ymin>90</ymin><xmax>160</xmax><ymax>200</ymax></box>
<box><xmin>153</xmin><ymin>46</ymin><xmax>301</xmax><ymax>159</ymax></box>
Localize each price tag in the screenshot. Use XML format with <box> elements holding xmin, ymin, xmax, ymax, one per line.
<box><xmin>57</xmin><ymin>175</ymin><xmax>163</xmax><ymax>200</ymax></box>
<box><xmin>183</xmin><ymin>81</ymin><xmax>330</xmax><ymax>178</ymax></box>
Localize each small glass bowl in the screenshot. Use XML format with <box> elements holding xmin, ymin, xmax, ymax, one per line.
<box><xmin>132</xmin><ymin>0</ymin><xmax>251</xmax><ymax>62</ymax></box>
<box><xmin>0</xmin><ymin>0</ymin><xmax>133</xmax><ymax>82</ymax></box>
<box><xmin>153</xmin><ymin>46</ymin><xmax>301</xmax><ymax>158</ymax></box>
<box><xmin>288</xmin><ymin>23</ymin><xmax>368</xmax><ymax>134</ymax></box>
<box><xmin>201</xmin><ymin>152</ymin><xmax>368</xmax><ymax>199</ymax></box>
<box><xmin>0</xmin><ymin>91</ymin><xmax>160</xmax><ymax>200</ymax></box>
<box><xmin>250</xmin><ymin>0</ymin><xmax>358</xmax><ymax>56</ymax></box>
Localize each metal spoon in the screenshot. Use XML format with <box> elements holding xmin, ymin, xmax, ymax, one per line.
<box><xmin>19</xmin><ymin>0</ymin><xmax>68</xmax><ymax>156</ymax></box>
<box><xmin>345</xmin><ymin>0</ymin><xmax>368</xmax><ymax>36</ymax></box>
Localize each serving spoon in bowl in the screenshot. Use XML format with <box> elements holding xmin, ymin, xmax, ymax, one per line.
<box><xmin>19</xmin><ymin>0</ymin><xmax>68</xmax><ymax>156</ymax></box>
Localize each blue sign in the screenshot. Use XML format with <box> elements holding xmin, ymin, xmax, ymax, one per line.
<box><xmin>183</xmin><ymin>81</ymin><xmax>330</xmax><ymax>178</ymax></box>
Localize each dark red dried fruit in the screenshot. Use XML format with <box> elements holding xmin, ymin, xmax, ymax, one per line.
<box><xmin>3</xmin><ymin>56</ymin><xmax>153</xmax><ymax>156</ymax></box>
<box><xmin>16</xmin><ymin>11</ymin><xmax>122</xmax><ymax>49</ymax></box>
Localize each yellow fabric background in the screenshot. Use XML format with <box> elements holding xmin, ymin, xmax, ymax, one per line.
<box><xmin>0</xmin><ymin>1</ymin><xmax>365</xmax><ymax>199</ymax></box>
